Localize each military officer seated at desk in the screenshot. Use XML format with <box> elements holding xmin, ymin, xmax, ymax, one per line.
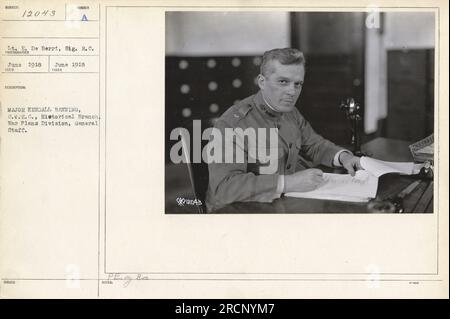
<box><xmin>205</xmin><ymin>48</ymin><xmax>362</xmax><ymax>212</ymax></box>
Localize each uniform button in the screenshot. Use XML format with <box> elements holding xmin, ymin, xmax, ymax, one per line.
<box><xmin>286</xmin><ymin>164</ymin><xmax>291</xmax><ymax>170</ymax></box>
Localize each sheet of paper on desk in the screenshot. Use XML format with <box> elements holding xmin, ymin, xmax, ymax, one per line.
<box><xmin>285</xmin><ymin>157</ymin><xmax>420</xmax><ymax>202</ymax></box>
<box><xmin>360</xmin><ymin>156</ymin><xmax>415</xmax><ymax>177</ymax></box>
<box><xmin>285</xmin><ymin>170</ymin><xmax>379</xmax><ymax>203</ymax></box>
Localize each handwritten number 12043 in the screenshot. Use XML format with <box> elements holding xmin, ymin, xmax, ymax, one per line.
<box><xmin>22</xmin><ymin>10</ymin><xmax>56</xmax><ymax>18</ymax></box>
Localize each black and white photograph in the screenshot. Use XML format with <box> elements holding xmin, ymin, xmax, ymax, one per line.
<box><xmin>165</xmin><ymin>11</ymin><xmax>435</xmax><ymax>214</ymax></box>
<box><xmin>1</xmin><ymin>0</ymin><xmax>447</xmax><ymax>300</ymax></box>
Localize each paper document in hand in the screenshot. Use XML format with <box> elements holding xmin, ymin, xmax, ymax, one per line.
<box><xmin>285</xmin><ymin>170</ymin><xmax>378</xmax><ymax>203</ymax></box>
<box><xmin>360</xmin><ymin>156</ymin><xmax>415</xmax><ymax>177</ymax></box>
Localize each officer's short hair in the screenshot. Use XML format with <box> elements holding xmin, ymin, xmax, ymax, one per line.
<box><xmin>260</xmin><ymin>48</ymin><xmax>306</xmax><ymax>76</ymax></box>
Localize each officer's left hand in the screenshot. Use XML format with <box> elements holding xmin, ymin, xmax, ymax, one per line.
<box><xmin>339</xmin><ymin>152</ymin><xmax>362</xmax><ymax>176</ymax></box>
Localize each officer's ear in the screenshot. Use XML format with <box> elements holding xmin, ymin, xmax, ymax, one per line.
<box><xmin>257</xmin><ymin>74</ymin><xmax>265</xmax><ymax>90</ymax></box>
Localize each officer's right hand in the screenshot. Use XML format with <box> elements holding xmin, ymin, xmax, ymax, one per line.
<box><xmin>284</xmin><ymin>168</ymin><xmax>324</xmax><ymax>193</ymax></box>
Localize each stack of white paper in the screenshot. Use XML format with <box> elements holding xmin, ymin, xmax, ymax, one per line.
<box><xmin>359</xmin><ymin>156</ymin><xmax>414</xmax><ymax>177</ymax></box>
<box><xmin>285</xmin><ymin>157</ymin><xmax>417</xmax><ymax>203</ymax></box>
<box><xmin>286</xmin><ymin>170</ymin><xmax>378</xmax><ymax>202</ymax></box>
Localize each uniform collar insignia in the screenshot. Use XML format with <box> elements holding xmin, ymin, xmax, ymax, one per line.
<box><xmin>254</xmin><ymin>91</ymin><xmax>283</xmax><ymax>119</ymax></box>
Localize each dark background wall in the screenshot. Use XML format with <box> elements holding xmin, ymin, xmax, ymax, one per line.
<box><xmin>291</xmin><ymin>12</ymin><xmax>366</xmax><ymax>145</ymax></box>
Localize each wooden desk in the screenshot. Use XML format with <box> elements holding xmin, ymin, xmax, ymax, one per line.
<box><xmin>213</xmin><ymin>137</ymin><xmax>433</xmax><ymax>214</ymax></box>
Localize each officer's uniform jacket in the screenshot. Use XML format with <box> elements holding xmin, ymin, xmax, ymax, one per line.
<box><xmin>205</xmin><ymin>90</ymin><xmax>343</xmax><ymax>212</ymax></box>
